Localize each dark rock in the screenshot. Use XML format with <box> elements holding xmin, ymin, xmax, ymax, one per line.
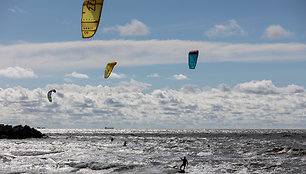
<box><xmin>0</xmin><ymin>124</ymin><xmax>45</xmax><ymax>139</ymax></box>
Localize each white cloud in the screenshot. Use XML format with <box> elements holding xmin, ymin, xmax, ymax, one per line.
<box><xmin>147</xmin><ymin>73</ymin><xmax>160</xmax><ymax>78</ymax></box>
<box><xmin>205</xmin><ymin>19</ymin><xmax>246</xmax><ymax>38</ymax></box>
<box><xmin>65</xmin><ymin>72</ymin><xmax>89</xmax><ymax>79</ymax></box>
<box><xmin>234</xmin><ymin>80</ymin><xmax>305</xmax><ymax>95</ymax></box>
<box><xmin>104</xmin><ymin>19</ymin><xmax>149</xmax><ymax>36</ymax></box>
<box><xmin>0</xmin><ymin>80</ymin><xmax>305</xmax><ymax>129</ymax></box>
<box><xmin>8</xmin><ymin>6</ymin><xmax>27</xmax><ymax>14</ymax></box>
<box><xmin>0</xmin><ymin>40</ymin><xmax>306</xmax><ymax>71</ymax></box>
<box><xmin>0</xmin><ymin>66</ymin><xmax>37</xmax><ymax>79</ymax></box>
<box><xmin>109</xmin><ymin>72</ymin><xmax>126</xmax><ymax>79</ymax></box>
<box><xmin>279</xmin><ymin>84</ymin><xmax>304</xmax><ymax>94</ymax></box>
<box><xmin>262</xmin><ymin>25</ymin><xmax>292</xmax><ymax>39</ymax></box>
<box><xmin>180</xmin><ymin>84</ymin><xmax>201</xmax><ymax>94</ymax></box>
<box><xmin>173</xmin><ymin>74</ymin><xmax>187</xmax><ymax>80</ymax></box>
<box><xmin>64</xmin><ymin>78</ymin><xmax>73</xmax><ymax>82</ymax></box>
<box><xmin>234</xmin><ymin>80</ymin><xmax>278</xmax><ymax>95</ymax></box>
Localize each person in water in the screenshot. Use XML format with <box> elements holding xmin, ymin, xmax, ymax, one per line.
<box><xmin>180</xmin><ymin>156</ymin><xmax>188</xmax><ymax>171</ymax></box>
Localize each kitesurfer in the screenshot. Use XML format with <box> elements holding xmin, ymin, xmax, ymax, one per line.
<box><xmin>180</xmin><ymin>156</ymin><xmax>188</xmax><ymax>171</ymax></box>
<box><xmin>123</xmin><ymin>141</ymin><xmax>127</xmax><ymax>146</ymax></box>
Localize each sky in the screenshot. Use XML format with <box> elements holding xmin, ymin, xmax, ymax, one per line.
<box><xmin>0</xmin><ymin>0</ymin><xmax>305</xmax><ymax>129</ymax></box>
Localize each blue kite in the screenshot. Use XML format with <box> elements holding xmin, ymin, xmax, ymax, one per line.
<box><xmin>188</xmin><ymin>50</ymin><xmax>199</xmax><ymax>69</ymax></box>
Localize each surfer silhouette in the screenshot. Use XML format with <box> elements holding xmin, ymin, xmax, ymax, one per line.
<box><xmin>180</xmin><ymin>156</ymin><xmax>188</xmax><ymax>171</ymax></box>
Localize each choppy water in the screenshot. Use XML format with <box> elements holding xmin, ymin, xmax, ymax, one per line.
<box><xmin>1</xmin><ymin>129</ymin><xmax>306</xmax><ymax>174</ymax></box>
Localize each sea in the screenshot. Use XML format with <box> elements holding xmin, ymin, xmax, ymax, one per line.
<box><xmin>0</xmin><ymin>129</ymin><xmax>305</xmax><ymax>174</ymax></box>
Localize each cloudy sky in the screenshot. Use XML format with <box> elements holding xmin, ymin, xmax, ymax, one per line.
<box><xmin>0</xmin><ymin>0</ymin><xmax>305</xmax><ymax>129</ymax></box>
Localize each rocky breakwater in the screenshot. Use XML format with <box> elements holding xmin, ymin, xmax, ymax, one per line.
<box><xmin>0</xmin><ymin>124</ymin><xmax>45</xmax><ymax>139</ymax></box>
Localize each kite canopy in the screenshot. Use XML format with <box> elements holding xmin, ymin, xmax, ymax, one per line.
<box><xmin>47</xmin><ymin>89</ymin><xmax>56</xmax><ymax>102</ymax></box>
<box><xmin>188</xmin><ymin>50</ymin><xmax>199</xmax><ymax>69</ymax></box>
<box><xmin>104</xmin><ymin>62</ymin><xmax>117</xmax><ymax>78</ymax></box>
<box><xmin>81</xmin><ymin>0</ymin><xmax>104</xmax><ymax>38</ymax></box>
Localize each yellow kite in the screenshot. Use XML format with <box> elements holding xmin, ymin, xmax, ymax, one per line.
<box><xmin>81</xmin><ymin>0</ymin><xmax>104</xmax><ymax>38</ymax></box>
<box><xmin>104</xmin><ymin>62</ymin><xmax>117</xmax><ymax>78</ymax></box>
